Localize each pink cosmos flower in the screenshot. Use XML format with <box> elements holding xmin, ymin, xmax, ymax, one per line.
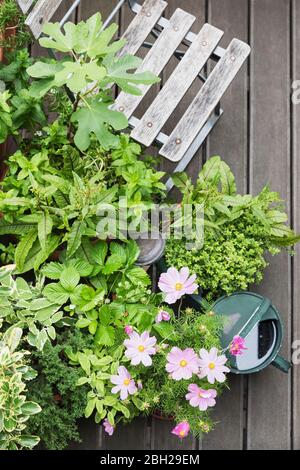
<box><xmin>158</xmin><ymin>267</ymin><xmax>198</xmax><ymax>304</ymax></box>
<box><xmin>103</xmin><ymin>418</ymin><xmax>114</xmax><ymax>436</ymax></box>
<box><xmin>171</xmin><ymin>421</ymin><xmax>190</xmax><ymax>439</ymax></box>
<box><xmin>124</xmin><ymin>325</ymin><xmax>134</xmax><ymax>335</ymax></box>
<box><xmin>124</xmin><ymin>331</ymin><xmax>157</xmax><ymax>366</ymax></box>
<box><xmin>155</xmin><ymin>309</ymin><xmax>171</xmax><ymax>323</ymax></box>
<box><xmin>110</xmin><ymin>366</ymin><xmax>137</xmax><ymax>400</ymax></box>
<box><xmin>229</xmin><ymin>335</ymin><xmax>247</xmax><ymax>356</ymax></box>
<box><xmin>198</xmin><ymin>347</ymin><xmax>230</xmax><ymax>384</ymax></box>
<box><xmin>185</xmin><ymin>384</ymin><xmax>217</xmax><ymax>411</ymax></box>
<box><xmin>166</xmin><ymin>347</ymin><xmax>199</xmax><ymax>380</ymax></box>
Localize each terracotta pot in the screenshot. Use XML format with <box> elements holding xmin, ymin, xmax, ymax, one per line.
<box><xmin>0</xmin><ymin>24</ymin><xmax>17</xmax><ymax>63</ymax></box>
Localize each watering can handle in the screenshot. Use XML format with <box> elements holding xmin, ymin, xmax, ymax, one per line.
<box><xmin>239</xmin><ymin>298</ymin><xmax>271</xmax><ymax>339</ymax></box>
<box><xmin>271</xmin><ymin>355</ymin><xmax>291</xmax><ymax>373</ymax></box>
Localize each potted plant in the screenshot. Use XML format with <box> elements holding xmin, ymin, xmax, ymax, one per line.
<box><xmin>0</xmin><ymin>0</ymin><xmax>31</xmax><ymax>63</ymax></box>
<box><xmin>164</xmin><ymin>156</ymin><xmax>300</xmax><ymax>300</ymax></box>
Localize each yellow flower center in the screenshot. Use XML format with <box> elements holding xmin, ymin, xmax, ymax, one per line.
<box><xmin>175</xmin><ymin>282</ymin><xmax>183</xmax><ymax>291</ymax></box>
<box><xmin>123</xmin><ymin>378</ymin><xmax>130</xmax><ymax>386</ymax></box>
<box><xmin>179</xmin><ymin>430</ymin><xmax>185</xmax><ymax>437</ymax></box>
<box><xmin>208</xmin><ymin>362</ymin><xmax>215</xmax><ymax>370</ymax></box>
<box><xmin>180</xmin><ymin>360</ymin><xmax>187</xmax><ymax>367</ymax></box>
<box><xmin>138</xmin><ymin>345</ymin><xmax>145</xmax><ymax>352</ymax></box>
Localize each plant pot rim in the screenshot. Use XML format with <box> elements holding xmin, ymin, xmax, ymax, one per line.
<box><xmin>152</xmin><ymin>410</ymin><xmax>174</xmax><ymax>421</ymax></box>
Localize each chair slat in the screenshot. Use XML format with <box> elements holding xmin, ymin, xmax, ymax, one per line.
<box><xmin>119</xmin><ymin>0</ymin><xmax>167</xmax><ymax>56</ymax></box>
<box><xmin>130</xmin><ymin>23</ymin><xmax>224</xmax><ymax>147</ymax></box>
<box><xmin>25</xmin><ymin>0</ymin><xmax>64</xmax><ymax>39</ymax></box>
<box><xmin>114</xmin><ymin>8</ymin><xmax>196</xmax><ymax>118</ymax></box>
<box><xmin>160</xmin><ymin>39</ymin><xmax>251</xmax><ymax>162</ymax></box>
<box><xmin>17</xmin><ymin>0</ymin><xmax>35</xmax><ymax>14</ymax></box>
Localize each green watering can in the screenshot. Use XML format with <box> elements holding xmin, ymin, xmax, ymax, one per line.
<box><xmin>190</xmin><ymin>291</ymin><xmax>291</xmax><ymax>374</ymax></box>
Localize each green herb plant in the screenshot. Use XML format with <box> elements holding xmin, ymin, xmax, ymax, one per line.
<box><xmin>166</xmin><ymin>156</ymin><xmax>300</xmax><ymax>297</ymax></box>
<box><xmin>0</xmin><ymin>0</ymin><xmax>31</xmax><ymax>50</ymax></box>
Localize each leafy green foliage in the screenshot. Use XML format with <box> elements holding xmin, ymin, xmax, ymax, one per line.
<box><xmin>27</xmin><ymin>12</ymin><xmax>159</xmax><ymax>150</ymax></box>
<box><xmin>0</xmin><ymin>131</ymin><xmax>165</xmax><ymax>271</ymax></box>
<box><xmin>0</xmin><ymin>49</ymin><xmax>47</xmax><ymax>138</ymax></box>
<box><xmin>0</xmin><ymin>265</ymin><xmax>64</xmax><ymax>351</ymax></box>
<box><xmin>71</xmin><ymin>98</ymin><xmax>127</xmax><ymax>151</ymax></box>
<box><xmin>40</xmin><ymin>239</ymin><xmax>159</xmax><ymax>343</ymax></box>
<box><xmin>0</xmin><ymin>327</ymin><xmax>41</xmax><ymax>450</ymax></box>
<box><xmin>0</xmin><ymin>90</ymin><xmax>12</xmax><ymax>143</ymax></box>
<box><xmin>26</xmin><ymin>330</ymin><xmax>92</xmax><ymax>450</ymax></box>
<box><xmin>166</xmin><ymin>156</ymin><xmax>300</xmax><ymax>297</ymax></box>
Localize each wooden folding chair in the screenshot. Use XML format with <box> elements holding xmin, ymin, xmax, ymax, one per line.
<box><xmin>17</xmin><ymin>0</ymin><xmax>250</xmax><ymax>191</ymax></box>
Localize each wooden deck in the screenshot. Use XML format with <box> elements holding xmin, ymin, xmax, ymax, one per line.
<box><xmin>31</xmin><ymin>0</ymin><xmax>300</xmax><ymax>450</ymax></box>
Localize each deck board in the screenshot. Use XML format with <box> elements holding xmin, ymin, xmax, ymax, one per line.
<box><xmin>247</xmin><ymin>0</ymin><xmax>291</xmax><ymax>450</ymax></box>
<box><xmin>291</xmin><ymin>0</ymin><xmax>300</xmax><ymax>451</ymax></box>
<box><xmin>202</xmin><ymin>0</ymin><xmax>250</xmax><ymax>450</ymax></box>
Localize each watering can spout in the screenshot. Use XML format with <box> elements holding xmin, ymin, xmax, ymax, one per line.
<box><xmin>271</xmin><ymin>355</ymin><xmax>291</xmax><ymax>373</ymax></box>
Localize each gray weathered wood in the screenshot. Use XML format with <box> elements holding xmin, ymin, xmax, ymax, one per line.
<box><xmin>119</xmin><ymin>0</ymin><xmax>167</xmax><ymax>57</ymax></box>
<box><xmin>202</xmin><ymin>0</ymin><xmax>249</xmax><ymax>450</ymax></box>
<box><xmin>103</xmin><ymin>418</ymin><xmax>151</xmax><ymax>450</ymax></box>
<box><xmin>292</xmin><ymin>0</ymin><xmax>300</xmax><ymax>450</ymax></box>
<box><xmin>17</xmin><ymin>0</ymin><xmax>34</xmax><ymax>14</ymax></box>
<box><xmin>158</xmin><ymin>0</ymin><xmax>206</xmax><ymax>190</ymax></box>
<box><xmin>25</xmin><ymin>0</ymin><xmax>64</xmax><ymax>38</ymax></box>
<box><xmin>131</xmin><ymin>23</ymin><xmax>224</xmax><ymax>148</ymax></box>
<box><xmin>247</xmin><ymin>0</ymin><xmax>291</xmax><ymax>450</ymax></box>
<box><xmin>114</xmin><ymin>8</ymin><xmax>196</xmax><ymax>118</ymax></box>
<box><xmin>160</xmin><ymin>38</ymin><xmax>250</xmax><ymax>162</ymax></box>
<box><xmin>30</xmin><ymin>0</ymin><xmax>76</xmax><ymax>59</ymax></box>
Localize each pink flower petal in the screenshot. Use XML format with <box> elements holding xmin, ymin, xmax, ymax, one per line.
<box><xmin>167</xmin><ymin>267</ymin><xmax>181</xmax><ymax>282</ymax></box>
<box><xmin>179</xmin><ymin>267</ymin><xmax>190</xmax><ymax>283</ymax></box>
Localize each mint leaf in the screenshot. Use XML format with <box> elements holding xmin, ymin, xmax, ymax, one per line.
<box><xmin>15</xmin><ymin>229</ymin><xmax>38</xmax><ymax>271</ymax></box>
<box><xmin>37</xmin><ymin>212</ymin><xmax>53</xmax><ymax>250</ymax></box>
<box><xmin>67</xmin><ymin>220</ymin><xmax>87</xmax><ymax>258</ymax></box>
